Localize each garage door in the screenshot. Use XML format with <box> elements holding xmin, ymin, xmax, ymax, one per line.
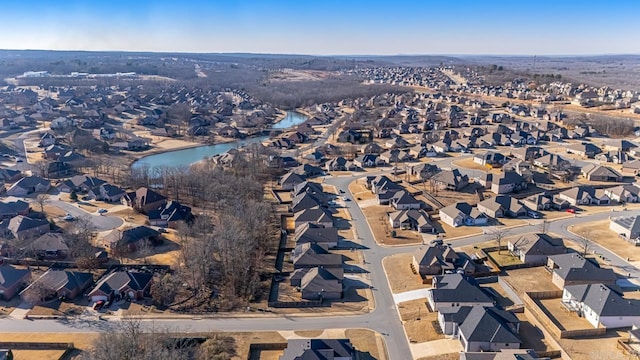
<box><xmin>91</xmin><ymin>295</ymin><xmax>108</xmax><ymax>302</ymax></box>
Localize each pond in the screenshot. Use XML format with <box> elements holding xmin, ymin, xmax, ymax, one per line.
<box><xmin>131</xmin><ymin>111</ymin><xmax>307</xmax><ymax>170</ymax></box>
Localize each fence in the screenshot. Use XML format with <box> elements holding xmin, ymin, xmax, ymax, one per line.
<box><xmin>0</xmin><ymin>342</ymin><xmax>75</xmax><ymax>360</ymax></box>
<box><xmin>523</xmin><ymin>291</ymin><xmax>606</xmax><ymax>339</ymax></box>
<box><xmin>618</xmin><ymin>339</ymin><xmax>640</xmax><ymax>359</ymax></box>
<box><xmin>248</xmin><ymin>343</ymin><xmax>288</xmax><ymax>360</ymax></box>
<box><xmin>267</xmin><ymin>300</ymin><xmax>324</xmax><ymax>308</ymax></box>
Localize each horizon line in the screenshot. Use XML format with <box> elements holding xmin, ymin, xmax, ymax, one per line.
<box><xmin>1</xmin><ymin>48</ymin><xmax>640</xmax><ymax>58</ymax></box>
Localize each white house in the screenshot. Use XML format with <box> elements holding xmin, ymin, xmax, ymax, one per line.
<box><xmin>562</xmin><ymin>283</ymin><xmax>640</xmax><ymax>329</ymax></box>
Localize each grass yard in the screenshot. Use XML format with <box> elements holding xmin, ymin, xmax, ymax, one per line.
<box><xmin>349</xmin><ymin>182</ymin><xmax>376</xmax><ymax>202</ymax></box>
<box><xmin>486</xmin><ymin>250</ymin><xmax>524</xmax><ymax>267</ymax></box>
<box><xmin>436</xmin><ymin>220</ymin><xmax>483</xmax><ymax>240</ymax></box>
<box><xmin>570</xmin><ymin>219</ymin><xmax>640</xmax><ymax>268</ymax></box>
<box><xmin>398</xmin><ymin>299</ymin><xmax>443</xmax><ymax>343</ymax></box>
<box><xmin>536</xmin><ymin>298</ymin><xmax>595</xmax><ymax>331</ymax></box>
<box><xmin>361</xmin><ymin>205</ymin><xmax>423</xmax><ymax>245</ymax></box>
<box><xmin>0</xmin><ymin>332</ymin><xmax>99</xmax><ymax>356</ymax></box>
<box><xmin>382</xmin><ymin>253</ymin><xmax>426</xmax><ymax>294</ymax></box>
<box><xmin>345</xmin><ymin>329</ymin><xmax>387</xmax><ymax>360</ymax></box>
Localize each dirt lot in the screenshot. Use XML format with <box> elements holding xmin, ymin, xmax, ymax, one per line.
<box><xmin>345</xmin><ymin>329</ymin><xmax>387</xmax><ymax>360</ymax></box>
<box><xmin>418</xmin><ymin>354</ymin><xmax>459</xmax><ymax>360</ymax></box>
<box><xmin>559</xmin><ymin>329</ymin><xmax>629</xmax><ymax>360</ymax></box>
<box><xmin>432</xmin><ymin>188</ymin><xmax>478</xmax><ymax>208</ymax></box>
<box><xmin>503</xmin><ymin>267</ymin><xmax>559</xmax><ymax>297</ymax></box>
<box><xmin>480</xmin><ymin>281</ymin><xmax>515</xmax><ymax>308</ymax></box>
<box><xmin>382</xmin><ymin>253</ymin><xmax>425</xmax><ymax>294</ymax></box>
<box><xmin>571</xmin><ymin>219</ymin><xmax>640</xmax><ymax>268</ymax></box>
<box><xmin>451</xmin><ymin>158</ymin><xmax>497</xmax><ymax>173</ymax></box>
<box><xmin>362</xmin><ymin>205</ymin><xmax>424</xmax><ymax>245</ymax></box>
<box><xmin>398</xmin><ymin>299</ymin><xmax>443</xmax><ymax>343</ymax></box>
<box><xmin>11</xmin><ymin>349</ymin><xmax>66</xmax><ymax>360</ymax></box>
<box><xmin>28</xmin><ymin>300</ymin><xmax>86</xmax><ymax>317</ymax></box>
<box><xmin>349</xmin><ymin>180</ymin><xmax>375</xmax><ymax>201</ymax></box>
<box><xmin>0</xmin><ymin>332</ymin><xmax>99</xmax><ymax>356</ymax></box>
<box><xmin>537</xmin><ymin>298</ymin><xmax>593</xmax><ymax>331</ymax></box>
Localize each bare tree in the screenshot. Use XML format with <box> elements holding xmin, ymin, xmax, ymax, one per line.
<box><xmin>150</xmin><ymin>273</ymin><xmax>180</xmax><ymax>308</ymax></box>
<box><xmin>195</xmin><ymin>335</ymin><xmax>236</xmax><ymax>360</ymax></box>
<box><xmin>21</xmin><ymin>280</ymin><xmax>56</xmax><ymax>305</ymax></box>
<box><xmin>577</xmin><ymin>229</ymin><xmax>593</xmax><ymax>256</ymax></box>
<box><xmin>488</xmin><ymin>227</ymin><xmax>510</xmax><ymax>254</ymax></box>
<box><xmin>35</xmin><ymin>194</ymin><xmax>49</xmax><ymax>213</ymax></box>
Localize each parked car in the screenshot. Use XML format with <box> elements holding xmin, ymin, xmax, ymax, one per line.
<box><xmin>93</xmin><ymin>300</ymin><xmax>105</xmax><ymax>310</ymax></box>
<box><xmin>527</xmin><ymin>210</ymin><xmax>541</xmax><ymax>219</ymax></box>
<box><xmin>566</xmin><ymin>208</ymin><xmax>576</xmax><ymax>214</ymax></box>
<box><xmin>63</xmin><ymin>214</ymin><xmax>75</xmax><ymax>221</ymax></box>
<box><xmin>97</xmin><ymin>208</ymin><xmax>108</xmax><ymax>214</ymax></box>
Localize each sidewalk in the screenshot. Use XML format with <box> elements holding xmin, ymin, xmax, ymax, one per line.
<box><xmin>9</xmin><ymin>302</ymin><xmax>32</xmax><ymax>319</ymax></box>
<box><xmin>392</xmin><ymin>289</ymin><xmax>430</xmax><ymax>304</ymax></box>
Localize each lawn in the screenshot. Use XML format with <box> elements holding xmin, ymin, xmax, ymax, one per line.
<box><xmin>486</xmin><ymin>250</ymin><xmax>524</xmax><ymax>267</ymax></box>
<box><xmin>398</xmin><ymin>299</ymin><xmax>443</xmax><ymax>343</ymax></box>
<box><xmin>348</xmin><ymin>180</ymin><xmax>375</xmax><ymax>201</ymax></box>
<box><xmin>570</xmin><ymin>219</ymin><xmax>640</xmax><ymax>269</ymax></box>
<box><xmin>361</xmin><ymin>205</ymin><xmax>423</xmax><ymax>246</ymax></box>
<box><xmin>382</xmin><ymin>253</ymin><xmax>426</xmax><ymax>294</ymax></box>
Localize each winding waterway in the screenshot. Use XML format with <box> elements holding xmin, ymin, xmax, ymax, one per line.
<box><xmin>131</xmin><ymin>111</ymin><xmax>307</xmax><ymax>170</ymax></box>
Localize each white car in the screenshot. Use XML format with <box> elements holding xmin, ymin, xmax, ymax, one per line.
<box><xmin>63</xmin><ymin>214</ymin><xmax>75</xmax><ymax>221</ymax></box>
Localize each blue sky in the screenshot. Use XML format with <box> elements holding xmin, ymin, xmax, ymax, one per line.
<box><xmin>1</xmin><ymin>0</ymin><xmax>638</xmax><ymax>55</ymax></box>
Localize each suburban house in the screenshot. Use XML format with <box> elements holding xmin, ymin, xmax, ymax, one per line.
<box><xmin>147</xmin><ymin>201</ymin><xmax>192</xmax><ymax>228</ymax></box>
<box><xmin>0</xmin><ymin>264</ymin><xmax>31</xmax><ymax>300</ymax></box>
<box><xmin>389</xmin><ymin>209</ymin><xmax>436</xmax><ymax>233</ymax></box>
<box><xmin>291</xmin><ymin>243</ymin><xmax>342</xmax><ymax>269</ymax></box>
<box><xmin>326</xmin><ymin>157</ymin><xmax>357</xmax><ymax>171</ymax></box>
<box><xmin>477</xmin><ymin>195</ymin><xmax>527</xmax><ymax>218</ymax></box>
<box><xmin>439</xmin><ymin>202</ymin><xmax>488</xmax><ymax>228</ymax></box>
<box><xmin>56</xmin><ymin>175</ymin><xmax>106</xmax><ymax>193</ymax></box>
<box><xmin>562</xmin><ymin>283</ymin><xmax>640</xmax><ymax>329</ymax></box>
<box><xmin>557</xmin><ymin>186</ymin><xmax>610</xmax><ymax>206</ymax></box>
<box><xmin>88</xmin><ymin>270</ymin><xmax>153</xmax><ymax>302</ymax></box>
<box><xmin>290</xmin><ymin>192</ymin><xmax>326</xmax><ymax>213</ymax></box>
<box><xmin>31</xmin><ymin>233</ymin><xmax>69</xmax><ymax>259</ymax></box>
<box><xmin>279</xmin><ymin>338</ymin><xmax>356</xmax><ymax>360</ymax></box>
<box><xmin>547</xmin><ymin>253</ymin><xmax>617</xmax><ymax>289</ymax></box>
<box><xmin>353</xmin><ymin>154</ymin><xmax>381</xmax><ymax>168</ymax></box>
<box><xmin>367</xmin><ymin>175</ymin><xmax>402</xmax><ymax>194</ymax></box>
<box><xmin>490</xmin><ymin>172</ymin><xmax>528</xmax><ymax>195</ymax></box>
<box><xmin>390</xmin><ymin>190</ymin><xmax>421</xmax><ymax>210</ymax></box>
<box><xmin>431</xmin><ymin>169</ymin><xmax>469</xmax><ymax>191</ymax></box>
<box><xmin>610</xmin><ymin>216</ymin><xmax>640</xmax><ymax>245</ymax></box>
<box><xmin>293</xmin><ymin>206</ymin><xmax>335</xmax><ymax>229</ymax></box>
<box><xmin>294</xmin><ymin>223</ymin><xmax>339</xmax><ymax>248</ymax></box>
<box><xmin>0</xmin><ymin>215</ymin><xmax>50</xmax><ymax>240</ymax></box>
<box><xmin>89</xmin><ymin>183</ymin><xmax>127</xmax><ymax>203</ymax></box>
<box><xmin>458</xmin><ymin>306</ymin><xmax>521</xmax><ymax>352</ymax></box>
<box><xmin>102</xmin><ymin>226</ymin><xmax>161</xmax><ymax>252</ymax></box>
<box><xmin>507</xmin><ymin>233</ymin><xmax>566</xmax><ymax>265</ymax></box>
<box><xmin>605</xmin><ymin>184</ymin><xmax>640</xmax><ymax>203</ymax></box>
<box><xmin>20</xmin><ymin>269</ymin><xmax>93</xmax><ymax>304</ymax></box>
<box><xmin>412</xmin><ymin>243</ymin><xmax>475</xmax><ymax>277</ymax></box>
<box><xmin>0</xmin><ymin>200</ymin><xmax>30</xmax><ymax>220</ymax></box>
<box><xmin>299</xmin><ymin>267</ymin><xmax>343</xmax><ymax>300</ymax></box>
<box><xmin>622</xmin><ymin>159</ymin><xmax>640</xmax><ymax>176</ymax></box>
<box><xmin>533</xmin><ymin>154</ymin><xmax>571</xmax><ymax>170</ymax></box>
<box><xmin>6</xmin><ymin>176</ymin><xmax>50</xmax><ymax>196</ymax></box>
<box><xmin>522</xmin><ymin>193</ymin><xmax>553</xmax><ymax>211</ymax></box>
<box><xmin>121</xmin><ymin>187</ymin><xmax>167</xmax><ymax>214</ymax></box>
<box><xmin>581</xmin><ymin>164</ymin><xmax>623</xmax><ymax>182</ymax></box>
<box><xmin>566</xmin><ymin>142</ymin><xmax>602</xmax><ymax>158</ymax></box>
<box><xmin>473</xmin><ymin>151</ymin><xmax>507</xmax><ymax>167</ymax></box>
<box><xmin>427</xmin><ymin>274</ymin><xmax>493</xmax><ymax>311</ymax></box>
<box><xmin>279</xmin><ymin>172</ymin><xmax>306</xmax><ymax>191</ymax></box>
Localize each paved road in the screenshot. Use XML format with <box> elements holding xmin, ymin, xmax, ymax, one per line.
<box><xmin>48</xmin><ymin>199</ymin><xmax>124</xmax><ymax>231</ymax></box>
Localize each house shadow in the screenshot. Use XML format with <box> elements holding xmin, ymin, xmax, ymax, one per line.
<box><xmin>334</xmin><ymin>240</ymin><xmax>369</xmax><ymax>250</ymax></box>
<box><xmin>129</xmin><ymin>238</ymin><xmax>181</xmax><ymax>260</ymax></box>
<box><xmin>459</xmin><ymin>182</ymin><xmax>484</xmax><ymax>195</ymax></box>
<box><xmin>343</xmin><ymin>264</ymin><xmax>370</xmax><ymax>274</ymax></box>
<box><xmin>355</xmin><ymin>351</ymin><xmax>377</xmax><ymax>360</ymax></box>
<box><xmin>518</xmin><ymin>320</ymin><xmax>549</xmax><ymax>352</ymax></box>
<box><xmin>333</xmin><ymin>218</ymin><xmax>352</xmax><ymax>230</ymax></box>
<box><xmin>342</xmin><ymin>277</ymin><xmax>371</xmax><ymax>291</ymax></box>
